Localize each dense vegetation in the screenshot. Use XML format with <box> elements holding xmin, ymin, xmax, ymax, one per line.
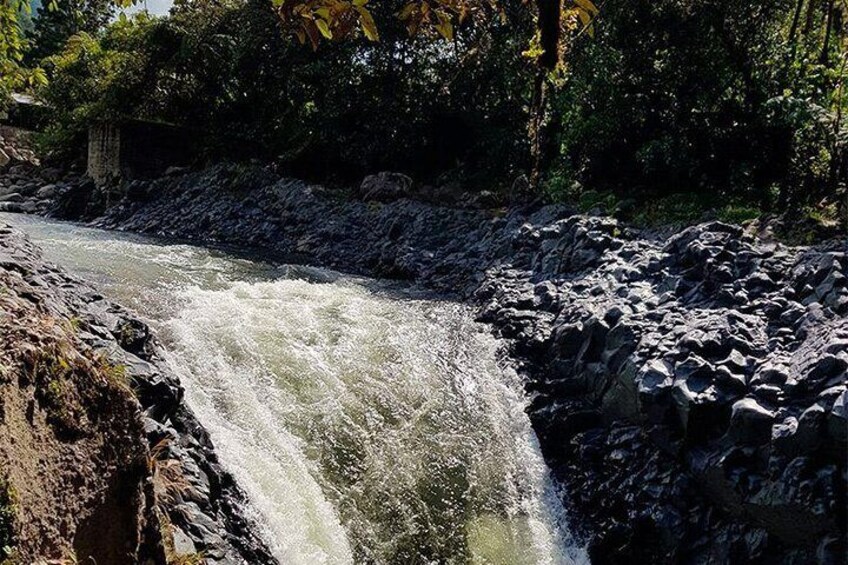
<box><xmin>3</xmin><ymin>0</ymin><xmax>847</xmax><ymax>228</ymax></box>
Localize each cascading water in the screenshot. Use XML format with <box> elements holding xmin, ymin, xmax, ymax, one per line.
<box><xmin>2</xmin><ymin>213</ymin><xmax>589</xmax><ymax>565</ymax></box>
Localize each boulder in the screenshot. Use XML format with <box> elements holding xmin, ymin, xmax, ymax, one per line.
<box><xmin>0</xmin><ymin>202</ymin><xmax>22</xmax><ymax>213</ymax></box>
<box><xmin>359</xmin><ymin>172</ymin><xmax>414</xmax><ymax>202</ymax></box>
<box><xmin>36</xmin><ymin>184</ymin><xmax>58</xmax><ymax>199</ymax></box>
<box><xmin>0</xmin><ymin>192</ymin><xmax>23</xmax><ymax>203</ymax></box>
<box><xmin>165</xmin><ymin>166</ymin><xmax>190</xmax><ymax>177</ymax></box>
<box><xmin>828</xmin><ymin>389</ymin><xmax>848</xmax><ymax>444</ymax></box>
<box><xmin>19</xmin><ymin>200</ymin><xmax>37</xmax><ymax>214</ymax></box>
<box><xmin>729</xmin><ymin>397</ymin><xmax>775</xmax><ymax>444</ymax></box>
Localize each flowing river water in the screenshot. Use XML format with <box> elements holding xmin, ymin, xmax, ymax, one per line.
<box><xmin>2</xmin><ymin>213</ymin><xmax>589</xmax><ymax>565</ymax></box>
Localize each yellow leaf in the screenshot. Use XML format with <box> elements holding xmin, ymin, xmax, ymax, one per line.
<box><xmin>398</xmin><ymin>2</ymin><xmax>416</xmax><ymax>19</ymax></box>
<box><xmin>353</xmin><ymin>0</ymin><xmax>368</xmax><ymax>6</ymax></box>
<box><xmin>315</xmin><ymin>18</ymin><xmax>333</xmax><ymax>39</ymax></box>
<box><xmin>573</xmin><ymin>0</ymin><xmax>599</xmax><ymax>16</ymax></box>
<box><xmin>357</xmin><ymin>7</ymin><xmax>380</xmax><ymax>40</ymax></box>
<box><xmin>435</xmin><ymin>15</ymin><xmax>453</xmax><ymax>40</ymax></box>
<box><xmin>315</xmin><ymin>7</ymin><xmax>331</xmax><ymax>19</ymax></box>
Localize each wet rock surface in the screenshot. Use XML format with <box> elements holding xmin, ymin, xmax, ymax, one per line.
<box><xmin>0</xmin><ymin>225</ymin><xmax>276</xmax><ymax>564</ymax></box>
<box><xmin>11</xmin><ymin>163</ymin><xmax>848</xmax><ymax>562</ymax></box>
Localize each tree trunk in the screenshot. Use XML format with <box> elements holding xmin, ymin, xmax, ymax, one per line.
<box><xmin>819</xmin><ymin>0</ymin><xmax>835</xmax><ymax>64</ymax></box>
<box><xmin>529</xmin><ymin>71</ymin><xmax>547</xmax><ymax>190</ymax></box>
<box><xmin>789</xmin><ymin>0</ymin><xmax>805</xmax><ymax>42</ymax></box>
<box><xmin>803</xmin><ymin>0</ymin><xmax>818</xmax><ymax>36</ymax></box>
<box><xmin>536</xmin><ymin>0</ymin><xmax>562</xmax><ymax>71</ymax></box>
<box><xmin>528</xmin><ymin>0</ymin><xmax>561</xmax><ymax>190</ymax></box>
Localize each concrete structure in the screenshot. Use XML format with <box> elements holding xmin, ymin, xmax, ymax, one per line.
<box><xmin>0</xmin><ymin>93</ymin><xmax>48</xmax><ymax>131</ymax></box>
<box><xmin>87</xmin><ymin>119</ymin><xmax>195</xmax><ymax>186</ymax></box>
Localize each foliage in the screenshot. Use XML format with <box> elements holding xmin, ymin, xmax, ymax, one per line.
<box><xmin>718</xmin><ymin>204</ymin><xmax>762</xmax><ymax>225</ymax></box>
<box><xmin>37</xmin><ymin>16</ymin><xmax>156</xmax><ymax>156</ymax></box>
<box><xmin>547</xmin><ymin>0</ymin><xmax>847</xmax><ymax>218</ymax></box>
<box><xmin>25</xmin><ymin>0</ymin><xmax>115</xmax><ymax>64</ymax></box>
<box><xmin>0</xmin><ymin>0</ymin><xmax>47</xmax><ymax>107</ymax></box>
<box><xmin>40</xmin><ymin>1</ymin><xmax>536</xmax><ymax>185</ymax></box>
<box><xmin>35</xmin><ymin>0</ymin><xmax>846</xmax><ymax>224</ymax></box>
<box><xmin>625</xmin><ymin>193</ymin><xmax>708</xmax><ymax>227</ymax></box>
<box><xmin>269</xmin><ymin>0</ymin><xmax>598</xmax><ymax>55</ymax></box>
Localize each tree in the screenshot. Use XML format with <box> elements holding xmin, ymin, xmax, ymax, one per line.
<box><xmin>25</xmin><ymin>0</ymin><xmax>115</xmax><ymax>63</ymax></box>
<box><xmin>270</xmin><ymin>0</ymin><xmax>598</xmax><ymax>187</ymax></box>
<box><xmin>0</xmin><ymin>0</ymin><xmax>47</xmax><ymax>106</ymax></box>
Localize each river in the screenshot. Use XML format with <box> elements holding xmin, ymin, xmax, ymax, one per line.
<box><xmin>1</xmin><ymin>213</ymin><xmax>588</xmax><ymax>565</ymax></box>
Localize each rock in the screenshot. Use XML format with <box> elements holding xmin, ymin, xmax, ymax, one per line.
<box><xmin>0</xmin><ymin>192</ymin><xmax>23</xmax><ymax>202</ymax></box>
<box><xmin>35</xmin><ymin>184</ymin><xmax>57</xmax><ymax>199</ymax></box>
<box><xmin>165</xmin><ymin>166</ymin><xmax>190</xmax><ymax>176</ymax></box>
<box><xmin>19</xmin><ymin>200</ymin><xmax>37</xmax><ymax>214</ymax></box>
<box><xmin>359</xmin><ymin>172</ymin><xmax>414</xmax><ymax>202</ymax></box>
<box><xmin>126</xmin><ymin>180</ymin><xmax>150</xmax><ymax>202</ymax></box>
<box><xmin>828</xmin><ymin>389</ymin><xmax>847</xmax><ymax>444</ymax></box>
<box><xmin>637</xmin><ymin>359</ymin><xmax>675</xmax><ymax>422</ymax></box>
<box><xmin>472</xmin><ymin>190</ymin><xmax>500</xmax><ymax>208</ymax></box>
<box><xmin>729</xmin><ymin>397</ymin><xmax>775</xmax><ymax>444</ymax></box>
<box><xmin>0</xmin><ymin>148</ymin><xmax>9</xmax><ymax>169</ymax></box>
<box><xmin>807</xmin><ymin>355</ymin><xmax>847</xmax><ymax>385</ymax></box>
<box><xmin>170</xmin><ymin>526</ymin><xmax>198</xmax><ymax>556</ymax></box>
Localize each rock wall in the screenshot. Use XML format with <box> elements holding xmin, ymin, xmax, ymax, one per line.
<box><xmin>0</xmin><ymin>224</ymin><xmax>276</xmax><ymax>564</ymax></box>
<box><xmin>32</xmin><ymin>164</ymin><xmax>848</xmax><ymax>561</ymax></box>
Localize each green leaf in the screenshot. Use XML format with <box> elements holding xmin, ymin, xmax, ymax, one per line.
<box><xmin>315</xmin><ymin>18</ymin><xmax>332</xmax><ymax>39</ymax></box>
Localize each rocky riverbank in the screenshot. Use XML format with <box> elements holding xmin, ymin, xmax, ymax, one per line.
<box><xmin>0</xmin><ymin>224</ymin><xmax>276</xmax><ymax>563</ymax></box>
<box><xmin>5</xmin><ymin>162</ymin><xmax>848</xmax><ymax>562</ymax></box>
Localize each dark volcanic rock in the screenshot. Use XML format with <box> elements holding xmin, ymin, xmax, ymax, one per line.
<box><xmin>20</xmin><ymin>163</ymin><xmax>848</xmax><ymax>562</ymax></box>
<box><xmin>359</xmin><ymin>171</ymin><xmax>414</xmax><ymax>202</ymax></box>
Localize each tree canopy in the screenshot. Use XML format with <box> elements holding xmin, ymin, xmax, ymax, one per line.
<box><xmin>2</xmin><ymin>0</ymin><xmax>846</xmax><ymax>233</ymax></box>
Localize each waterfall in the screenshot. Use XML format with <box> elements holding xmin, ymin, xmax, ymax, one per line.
<box><xmin>2</xmin><ymin>212</ymin><xmax>589</xmax><ymax>565</ymax></box>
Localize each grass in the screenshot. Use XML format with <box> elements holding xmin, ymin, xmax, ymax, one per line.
<box><xmin>171</xmin><ymin>553</ymin><xmax>205</xmax><ymax>565</ymax></box>
<box><xmin>628</xmin><ymin>193</ymin><xmax>710</xmax><ymax>227</ymax></box>
<box><xmin>717</xmin><ymin>204</ymin><xmax>761</xmax><ymax>224</ymax></box>
<box><xmin>158</xmin><ymin>511</ymin><xmax>205</xmax><ymax>565</ymax></box>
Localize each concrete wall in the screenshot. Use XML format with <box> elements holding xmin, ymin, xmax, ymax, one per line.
<box><xmin>87</xmin><ymin>123</ymin><xmax>122</xmax><ymax>186</ymax></box>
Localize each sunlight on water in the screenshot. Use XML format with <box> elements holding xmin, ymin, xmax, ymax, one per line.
<box><xmin>1</xmin><ymin>213</ymin><xmax>589</xmax><ymax>565</ymax></box>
